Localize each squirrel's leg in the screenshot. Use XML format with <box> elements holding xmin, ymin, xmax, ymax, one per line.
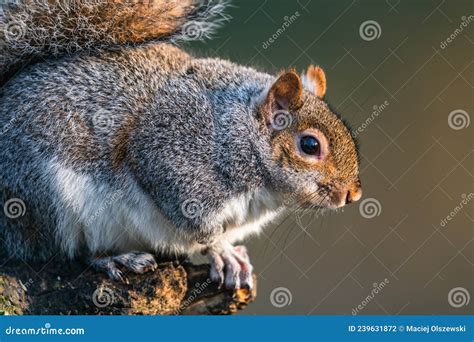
<box><xmin>205</xmin><ymin>242</ymin><xmax>254</xmax><ymax>290</ymax></box>
<box><xmin>89</xmin><ymin>251</ymin><xmax>158</xmax><ymax>283</ymax></box>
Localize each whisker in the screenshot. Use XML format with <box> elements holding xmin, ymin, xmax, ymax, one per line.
<box><xmin>262</xmin><ymin>190</ymin><xmax>321</xmax><ymax>259</ymax></box>
<box><xmin>280</xmin><ymin>191</ymin><xmax>328</xmax><ymax>254</ymax></box>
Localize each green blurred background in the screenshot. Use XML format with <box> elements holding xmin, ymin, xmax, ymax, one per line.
<box><xmin>188</xmin><ymin>0</ymin><xmax>473</xmax><ymax>315</ymax></box>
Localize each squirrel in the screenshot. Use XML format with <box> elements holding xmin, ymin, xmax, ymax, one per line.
<box><xmin>0</xmin><ymin>0</ymin><xmax>362</xmax><ymax>289</ymax></box>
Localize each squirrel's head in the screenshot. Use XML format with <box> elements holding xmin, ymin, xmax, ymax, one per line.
<box><xmin>258</xmin><ymin>66</ymin><xmax>362</xmax><ymax>209</ymax></box>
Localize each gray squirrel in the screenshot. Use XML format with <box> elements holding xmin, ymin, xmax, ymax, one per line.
<box><xmin>0</xmin><ymin>0</ymin><xmax>362</xmax><ymax>289</ymax></box>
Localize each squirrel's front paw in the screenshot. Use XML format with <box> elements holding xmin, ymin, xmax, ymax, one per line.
<box><xmin>90</xmin><ymin>251</ymin><xmax>158</xmax><ymax>283</ymax></box>
<box><xmin>205</xmin><ymin>243</ymin><xmax>254</xmax><ymax>290</ymax></box>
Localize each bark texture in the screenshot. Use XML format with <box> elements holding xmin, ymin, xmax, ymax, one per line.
<box><xmin>0</xmin><ymin>258</ymin><xmax>256</xmax><ymax>315</ymax></box>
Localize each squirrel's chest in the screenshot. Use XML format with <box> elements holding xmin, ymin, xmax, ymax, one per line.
<box><xmin>217</xmin><ymin>190</ymin><xmax>283</xmax><ymax>244</ymax></box>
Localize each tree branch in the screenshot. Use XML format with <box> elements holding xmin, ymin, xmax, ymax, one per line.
<box><xmin>0</xmin><ymin>258</ymin><xmax>256</xmax><ymax>315</ymax></box>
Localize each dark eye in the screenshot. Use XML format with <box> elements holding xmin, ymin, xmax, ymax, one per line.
<box><xmin>300</xmin><ymin>135</ymin><xmax>321</xmax><ymax>156</ymax></box>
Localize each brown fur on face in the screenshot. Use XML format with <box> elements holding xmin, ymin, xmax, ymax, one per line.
<box><xmin>259</xmin><ymin>67</ymin><xmax>361</xmax><ymax>208</ymax></box>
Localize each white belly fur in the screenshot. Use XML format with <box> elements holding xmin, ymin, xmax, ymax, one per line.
<box><xmin>49</xmin><ymin>161</ymin><xmax>283</xmax><ymax>258</ymax></box>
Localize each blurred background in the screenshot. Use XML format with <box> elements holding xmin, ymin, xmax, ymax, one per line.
<box><xmin>188</xmin><ymin>0</ymin><xmax>473</xmax><ymax>315</ymax></box>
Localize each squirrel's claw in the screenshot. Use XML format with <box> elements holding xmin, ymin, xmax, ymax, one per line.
<box><xmin>206</xmin><ymin>243</ymin><xmax>254</xmax><ymax>290</ymax></box>
<box><xmin>90</xmin><ymin>252</ymin><xmax>157</xmax><ymax>283</ymax></box>
<box><xmin>207</xmin><ymin>249</ymin><xmax>225</xmax><ymax>288</ymax></box>
<box><xmin>113</xmin><ymin>251</ymin><xmax>158</xmax><ymax>274</ymax></box>
<box><xmin>233</xmin><ymin>245</ymin><xmax>254</xmax><ymax>290</ymax></box>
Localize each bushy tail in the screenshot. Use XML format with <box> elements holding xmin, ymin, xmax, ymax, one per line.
<box><xmin>0</xmin><ymin>0</ymin><xmax>229</xmax><ymax>85</ymax></box>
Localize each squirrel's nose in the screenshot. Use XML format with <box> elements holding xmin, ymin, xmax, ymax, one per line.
<box><xmin>345</xmin><ymin>187</ymin><xmax>362</xmax><ymax>205</ymax></box>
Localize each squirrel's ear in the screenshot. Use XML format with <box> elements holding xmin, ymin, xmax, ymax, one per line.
<box><xmin>261</xmin><ymin>70</ymin><xmax>303</xmax><ymax>115</ymax></box>
<box><xmin>301</xmin><ymin>65</ymin><xmax>327</xmax><ymax>98</ymax></box>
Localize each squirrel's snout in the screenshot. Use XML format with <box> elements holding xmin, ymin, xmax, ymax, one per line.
<box><xmin>345</xmin><ymin>187</ymin><xmax>362</xmax><ymax>205</ymax></box>
<box><xmin>334</xmin><ymin>186</ymin><xmax>362</xmax><ymax>208</ymax></box>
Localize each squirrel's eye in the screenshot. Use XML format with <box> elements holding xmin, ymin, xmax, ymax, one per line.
<box><xmin>300</xmin><ymin>135</ymin><xmax>321</xmax><ymax>156</ymax></box>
